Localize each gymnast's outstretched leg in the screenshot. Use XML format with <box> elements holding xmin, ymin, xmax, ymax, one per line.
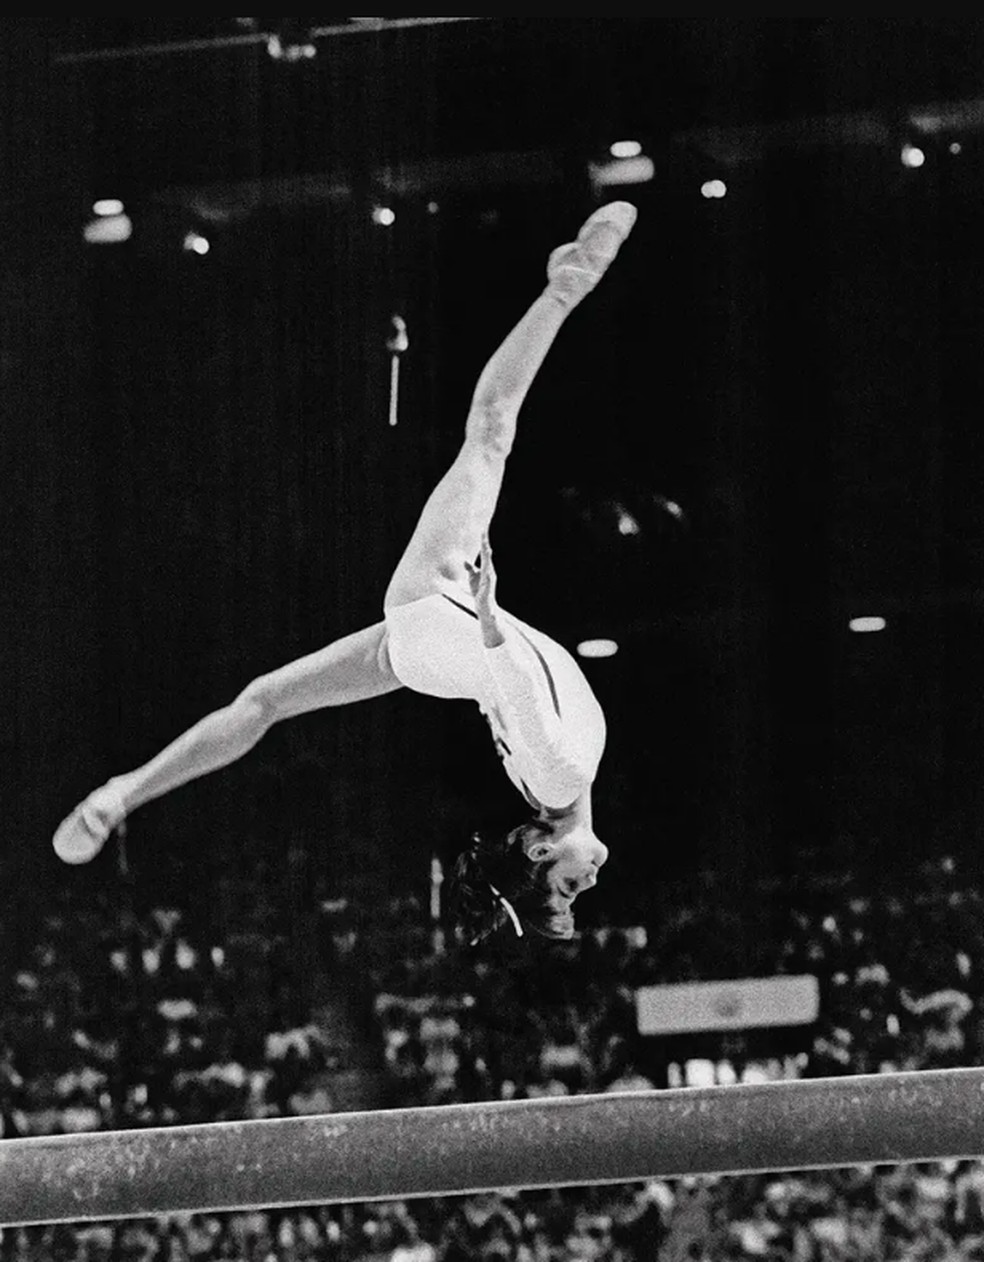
<box><xmin>384</xmin><ymin>200</ymin><xmax>636</xmax><ymax>610</ymax></box>
<box><xmin>52</xmin><ymin>625</ymin><xmax>402</xmax><ymax>864</ymax></box>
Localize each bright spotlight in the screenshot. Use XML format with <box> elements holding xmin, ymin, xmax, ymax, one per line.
<box><xmin>700</xmin><ymin>179</ymin><xmax>727</xmax><ymax>199</ymax></box>
<box><xmin>83</xmin><ymin>214</ymin><xmax>132</xmax><ymax>245</ymax></box>
<box><xmin>849</xmin><ymin>616</ymin><xmax>887</xmax><ymax>634</ymax></box>
<box><xmin>183</xmin><ymin>231</ymin><xmax>210</xmax><ymax>256</ymax></box>
<box><xmin>589</xmin><ymin>156</ymin><xmax>655</xmax><ymax>188</ymax></box>
<box><xmin>610</xmin><ymin>140</ymin><xmax>643</xmax><ymax>160</ymax></box>
<box><xmin>93</xmin><ymin>198</ymin><xmax>125</xmax><ymax>217</ymax></box>
<box><xmin>372</xmin><ymin>206</ymin><xmax>396</xmax><ymax>227</ymax></box>
<box><xmin>577</xmin><ymin>639</ymin><xmax>619</xmax><ymax>659</ymax></box>
<box><xmin>653</xmin><ymin>496</ymin><xmax>684</xmax><ymax>520</ymax></box>
<box><xmin>901</xmin><ymin>144</ymin><xmax>925</xmax><ymax>169</ymax></box>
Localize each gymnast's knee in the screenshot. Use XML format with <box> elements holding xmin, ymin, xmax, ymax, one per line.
<box><xmin>464</xmin><ymin>403</ymin><xmax>516</xmax><ymax>459</ymax></box>
<box><xmin>231</xmin><ymin>680</ymin><xmax>280</xmax><ymax>740</ymax></box>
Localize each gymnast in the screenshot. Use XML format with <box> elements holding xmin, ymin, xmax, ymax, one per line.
<box><xmin>52</xmin><ymin>202</ymin><xmax>637</xmax><ymax>943</ymax></box>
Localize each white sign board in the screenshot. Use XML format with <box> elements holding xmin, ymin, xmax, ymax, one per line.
<box><xmin>635</xmin><ymin>975</ymin><xmax>819</xmax><ymax>1036</ymax></box>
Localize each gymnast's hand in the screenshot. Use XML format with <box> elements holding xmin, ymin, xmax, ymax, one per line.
<box><xmin>465</xmin><ymin>534</ymin><xmax>505</xmax><ymax>648</ymax></box>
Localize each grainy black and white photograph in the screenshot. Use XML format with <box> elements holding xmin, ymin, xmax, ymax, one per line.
<box><xmin>5</xmin><ymin>16</ymin><xmax>984</xmax><ymax>1259</ymax></box>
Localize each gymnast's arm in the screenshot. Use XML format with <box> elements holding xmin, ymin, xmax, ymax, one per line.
<box><xmin>465</xmin><ymin>538</ymin><xmax>591</xmax><ymax>808</ymax></box>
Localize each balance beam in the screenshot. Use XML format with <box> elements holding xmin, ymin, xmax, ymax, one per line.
<box><xmin>2</xmin><ymin>1067</ymin><xmax>983</xmax><ymax>1227</ymax></box>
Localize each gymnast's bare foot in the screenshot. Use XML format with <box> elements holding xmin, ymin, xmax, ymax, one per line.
<box><xmin>546</xmin><ymin>201</ymin><xmax>637</xmax><ymax>309</ymax></box>
<box><xmin>52</xmin><ymin>782</ymin><xmax>126</xmax><ymax>865</ymax></box>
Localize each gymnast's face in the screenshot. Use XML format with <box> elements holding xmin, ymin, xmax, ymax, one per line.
<box><xmin>526</xmin><ymin>826</ymin><xmax>609</xmax><ymax>907</ymax></box>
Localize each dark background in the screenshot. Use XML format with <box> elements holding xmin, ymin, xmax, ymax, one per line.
<box><xmin>5</xmin><ymin>18</ymin><xmax>984</xmax><ymax>956</ymax></box>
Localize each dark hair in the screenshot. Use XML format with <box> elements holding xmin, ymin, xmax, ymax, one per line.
<box><xmin>448</xmin><ymin>820</ymin><xmax>575</xmax><ymax>945</ymax></box>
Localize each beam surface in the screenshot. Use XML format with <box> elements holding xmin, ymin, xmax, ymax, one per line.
<box><xmin>2</xmin><ymin>1068</ymin><xmax>984</xmax><ymax>1227</ymax></box>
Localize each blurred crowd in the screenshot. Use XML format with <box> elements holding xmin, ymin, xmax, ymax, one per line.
<box><xmin>3</xmin><ymin>852</ymin><xmax>984</xmax><ymax>1260</ymax></box>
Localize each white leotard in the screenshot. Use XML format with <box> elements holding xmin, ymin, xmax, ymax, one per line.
<box><xmin>384</xmin><ymin>583</ymin><xmax>605</xmax><ymax>810</ymax></box>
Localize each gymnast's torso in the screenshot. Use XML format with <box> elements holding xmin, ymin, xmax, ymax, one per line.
<box><xmin>383</xmin><ymin>583</ymin><xmax>606</xmax><ymax>810</ymax></box>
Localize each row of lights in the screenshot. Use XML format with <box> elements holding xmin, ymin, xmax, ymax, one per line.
<box><xmin>574</xmin><ymin>616</ymin><xmax>889</xmax><ymax>662</ymax></box>
<box><xmin>575</xmin><ymin>616</ymin><xmax>888</xmax><ymax>661</ymax></box>
<box><xmin>85</xmin><ymin>128</ymin><xmax>973</xmax><ymax>246</ymax></box>
<box><xmin>83</xmin><ymin>198</ymin><xmax>436</xmax><ymax>250</ymax></box>
<box><xmin>600</xmin><ymin>135</ymin><xmax>967</xmax><ymax>196</ymax></box>
<box><xmin>85</xmin><ymin>133</ymin><xmax>968</xmax><ymax>252</ymax></box>
<box><xmin>901</xmin><ymin>140</ymin><xmax>962</xmax><ymax>168</ymax></box>
<box><xmin>609</xmin><ymin>138</ymin><xmax>965</xmax><ymax>172</ymax></box>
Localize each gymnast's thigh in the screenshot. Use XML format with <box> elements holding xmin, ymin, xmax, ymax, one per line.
<box><xmin>383</xmin><ymin>590</ymin><xmax>490</xmax><ymax>702</ymax></box>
